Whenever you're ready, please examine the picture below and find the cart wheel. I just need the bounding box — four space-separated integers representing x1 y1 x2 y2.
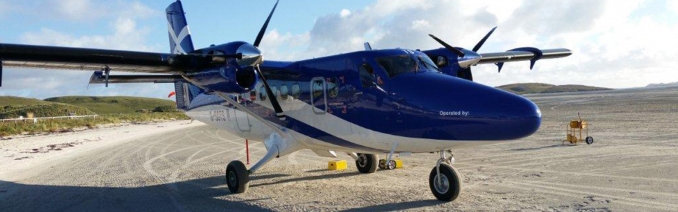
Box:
585 136 594 145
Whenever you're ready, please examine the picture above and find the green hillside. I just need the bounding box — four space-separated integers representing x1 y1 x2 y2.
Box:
0 96 95 119
0 96 51 107
45 96 178 114
540 84 612 93
0 104 95 119
497 83 611 95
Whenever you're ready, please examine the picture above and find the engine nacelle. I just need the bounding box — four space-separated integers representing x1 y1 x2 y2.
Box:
181 41 261 94
422 48 463 77
182 63 258 94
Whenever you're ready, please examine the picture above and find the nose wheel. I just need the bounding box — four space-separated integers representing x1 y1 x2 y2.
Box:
226 160 250 193
429 151 461 201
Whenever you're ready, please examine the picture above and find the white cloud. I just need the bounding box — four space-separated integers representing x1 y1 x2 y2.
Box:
54 0 94 20
671 1 678 15
340 9 351 18
2 1 170 99
20 16 155 51
257 0 677 88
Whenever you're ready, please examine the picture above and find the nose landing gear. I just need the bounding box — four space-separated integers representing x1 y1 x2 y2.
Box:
429 150 461 201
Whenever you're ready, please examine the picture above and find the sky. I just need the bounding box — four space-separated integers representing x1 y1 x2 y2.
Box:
1 0 677 99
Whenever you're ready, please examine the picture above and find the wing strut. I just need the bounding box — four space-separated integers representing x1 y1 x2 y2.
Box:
0 61 3 87
103 66 111 87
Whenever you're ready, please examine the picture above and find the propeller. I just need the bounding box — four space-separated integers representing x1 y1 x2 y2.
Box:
254 65 285 120
254 0 278 47
472 27 496 52
428 27 497 81
428 34 465 57
248 0 285 120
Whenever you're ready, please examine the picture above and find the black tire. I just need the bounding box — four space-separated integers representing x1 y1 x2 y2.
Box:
355 153 378 173
586 136 594 145
226 160 250 194
429 163 461 202
387 160 396 170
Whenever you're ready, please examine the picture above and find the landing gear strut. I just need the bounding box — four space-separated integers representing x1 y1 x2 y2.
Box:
429 150 461 201
355 153 378 173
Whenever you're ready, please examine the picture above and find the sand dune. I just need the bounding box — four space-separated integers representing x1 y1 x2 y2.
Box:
1 87 677 211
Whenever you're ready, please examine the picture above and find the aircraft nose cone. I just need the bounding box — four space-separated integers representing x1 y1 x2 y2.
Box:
389 73 541 140
494 92 542 139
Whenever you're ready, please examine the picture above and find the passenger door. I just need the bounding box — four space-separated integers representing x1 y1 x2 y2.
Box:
310 77 327 114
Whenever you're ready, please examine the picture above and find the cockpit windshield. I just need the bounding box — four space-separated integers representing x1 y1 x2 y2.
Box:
376 52 440 78
418 55 440 72
376 55 417 78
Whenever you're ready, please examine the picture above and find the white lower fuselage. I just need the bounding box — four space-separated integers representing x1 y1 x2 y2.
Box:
185 92 498 155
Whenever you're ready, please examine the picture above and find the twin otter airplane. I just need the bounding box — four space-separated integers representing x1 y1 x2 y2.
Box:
0 1 570 201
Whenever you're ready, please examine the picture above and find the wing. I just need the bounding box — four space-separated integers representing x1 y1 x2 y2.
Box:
0 43 182 73
477 48 571 72
477 48 572 64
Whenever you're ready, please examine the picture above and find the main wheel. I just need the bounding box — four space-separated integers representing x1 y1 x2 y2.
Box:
585 136 594 145
226 160 250 194
355 153 378 173
429 163 461 201
386 160 396 170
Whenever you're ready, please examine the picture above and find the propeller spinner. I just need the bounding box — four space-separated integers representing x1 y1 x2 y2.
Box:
429 27 497 81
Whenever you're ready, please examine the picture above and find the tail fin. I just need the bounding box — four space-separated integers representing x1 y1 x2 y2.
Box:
166 0 203 110
166 0 194 54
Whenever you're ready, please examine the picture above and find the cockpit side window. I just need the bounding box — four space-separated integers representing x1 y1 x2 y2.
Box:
359 63 375 88
418 55 441 72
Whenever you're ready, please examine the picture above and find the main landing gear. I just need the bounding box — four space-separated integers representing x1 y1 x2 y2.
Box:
355 153 378 173
429 150 461 201
225 130 301 194
226 160 250 193
225 144 280 194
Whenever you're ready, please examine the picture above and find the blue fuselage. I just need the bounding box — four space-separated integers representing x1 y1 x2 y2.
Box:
182 48 541 152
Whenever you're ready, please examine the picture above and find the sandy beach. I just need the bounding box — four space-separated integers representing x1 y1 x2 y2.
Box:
1 86 677 211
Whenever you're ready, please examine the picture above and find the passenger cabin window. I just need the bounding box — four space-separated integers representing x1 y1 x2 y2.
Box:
376 55 418 78
271 86 278 99
291 83 300 99
327 78 339 98
259 85 267 101
250 90 257 101
280 85 289 100
359 63 375 88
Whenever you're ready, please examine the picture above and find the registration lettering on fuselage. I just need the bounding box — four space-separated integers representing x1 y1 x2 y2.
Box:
210 109 230 122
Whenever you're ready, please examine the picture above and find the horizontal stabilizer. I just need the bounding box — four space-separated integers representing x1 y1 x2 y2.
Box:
88 71 183 84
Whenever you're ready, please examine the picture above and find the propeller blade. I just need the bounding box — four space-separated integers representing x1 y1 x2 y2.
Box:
472 26 497 52
253 0 279 47
253 65 285 120
429 34 465 57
